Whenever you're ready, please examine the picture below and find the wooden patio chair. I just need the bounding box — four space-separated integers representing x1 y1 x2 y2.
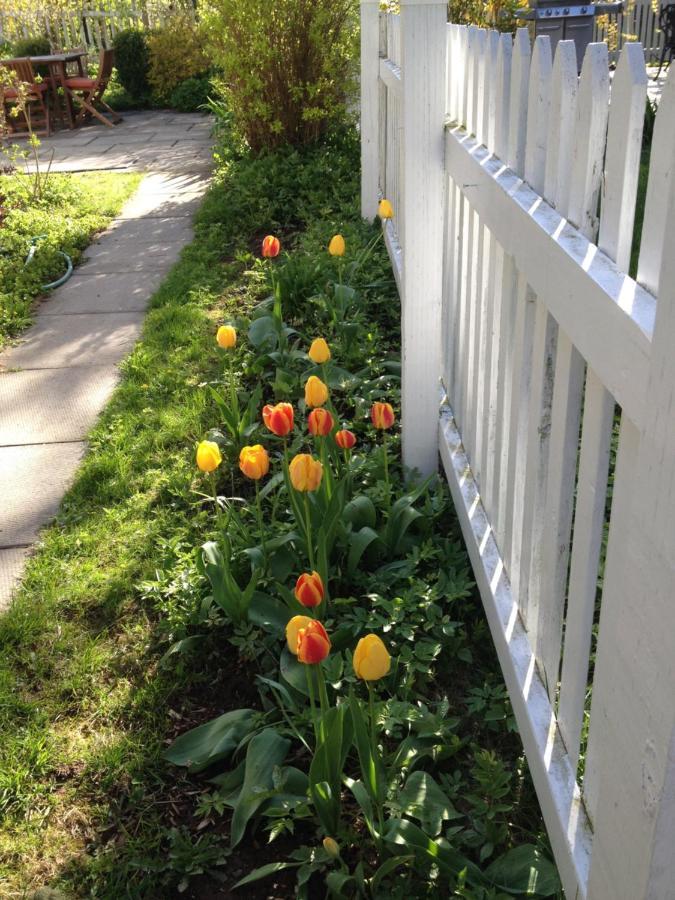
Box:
0 58 52 137
63 48 121 128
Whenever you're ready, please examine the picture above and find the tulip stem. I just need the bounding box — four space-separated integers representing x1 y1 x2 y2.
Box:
316 665 330 742
254 481 267 572
382 432 391 513
367 682 384 835
305 664 320 745
210 473 224 537
304 493 315 570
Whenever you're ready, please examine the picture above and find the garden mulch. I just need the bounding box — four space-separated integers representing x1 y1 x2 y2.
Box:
0 111 213 608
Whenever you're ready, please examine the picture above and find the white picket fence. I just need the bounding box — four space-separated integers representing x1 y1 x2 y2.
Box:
361 1 675 897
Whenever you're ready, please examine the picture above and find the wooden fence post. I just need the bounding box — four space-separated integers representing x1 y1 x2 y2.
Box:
360 0 380 221
399 0 447 477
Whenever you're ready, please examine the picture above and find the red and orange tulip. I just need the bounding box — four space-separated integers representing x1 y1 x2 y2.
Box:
308 408 334 437
295 571 325 608
262 235 281 258
335 429 356 450
263 402 294 437
297 619 331 664
371 401 395 430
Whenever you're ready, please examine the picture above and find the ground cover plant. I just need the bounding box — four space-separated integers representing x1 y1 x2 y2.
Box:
0 169 140 345
0 125 558 897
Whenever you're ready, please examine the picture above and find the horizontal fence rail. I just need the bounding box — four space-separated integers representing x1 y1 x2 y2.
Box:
361 1 675 897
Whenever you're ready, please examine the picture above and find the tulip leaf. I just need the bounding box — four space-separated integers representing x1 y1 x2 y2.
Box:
397 770 461 836
383 819 487 887
484 845 561 896
348 526 381 575
234 861 301 889
326 871 359 895
280 645 318 698
248 592 291 633
369 855 415 894
230 728 290 847
163 708 257 773
343 495 377 530
345 776 378 840
349 691 385 805
248 315 278 349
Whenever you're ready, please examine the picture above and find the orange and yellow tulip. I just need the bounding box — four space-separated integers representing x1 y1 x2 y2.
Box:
196 440 222 473
308 408 334 437
216 325 236 349
294 571 324 608
328 234 345 257
289 454 323 492
305 375 329 408
239 444 270 480
308 337 331 364
286 614 312 654
353 634 391 681
335 429 356 450
371 401 395 430
262 235 281 258
262 402 294 437
297 619 331 664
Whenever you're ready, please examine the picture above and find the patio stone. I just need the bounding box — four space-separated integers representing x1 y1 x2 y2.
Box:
0 548 30 611
38 271 165 315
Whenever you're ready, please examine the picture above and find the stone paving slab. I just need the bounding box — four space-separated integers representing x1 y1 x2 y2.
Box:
97 216 195 245
80 241 185 273
38 271 165 315
0 548 30 608
0 442 85 546
0 313 145 370
117 191 205 219
0 367 120 445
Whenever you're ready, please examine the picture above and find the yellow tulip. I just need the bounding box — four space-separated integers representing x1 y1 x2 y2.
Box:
196 440 222 473
323 837 340 858
353 634 391 681
378 199 394 220
286 614 312 654
216 325 236 349
239 444 270 480
328 234 345 257
305 375 329 408
289 453 323 492
308 338 331 365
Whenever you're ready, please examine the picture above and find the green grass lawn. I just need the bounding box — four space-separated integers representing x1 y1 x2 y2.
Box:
0 170 141 347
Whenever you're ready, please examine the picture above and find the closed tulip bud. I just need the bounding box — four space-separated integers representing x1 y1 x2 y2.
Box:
308 408 334 437
196 440 222 473
262 402 294 437
216 325 236 349
305 375 329 408
294 571 324 608
238 444 270 480
371 401 395 430
353 633 391 681
328 234 345 257
335 429 356 450
378 198 394 220
289 454 323 492
262 235 281 258
308 337 331 364
297 619 331 664
323 837 340 859
286 614 312 654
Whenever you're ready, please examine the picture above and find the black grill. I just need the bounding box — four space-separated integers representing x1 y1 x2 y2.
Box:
517 0 623 69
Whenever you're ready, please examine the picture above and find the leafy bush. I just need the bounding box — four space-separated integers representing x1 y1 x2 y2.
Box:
112 28 150 99
169 74 211 112
202 0 358 152
447 0 526 30
12 35 50 57
147 16 208 104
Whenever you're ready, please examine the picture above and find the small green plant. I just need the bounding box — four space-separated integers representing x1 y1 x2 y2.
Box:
170 75 212 112
112 28 150 99
147 16 209 104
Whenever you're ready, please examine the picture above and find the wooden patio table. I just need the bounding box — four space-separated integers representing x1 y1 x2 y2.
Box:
1 52 87 130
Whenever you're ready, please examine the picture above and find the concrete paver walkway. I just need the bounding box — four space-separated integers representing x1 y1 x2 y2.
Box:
0 111 213 608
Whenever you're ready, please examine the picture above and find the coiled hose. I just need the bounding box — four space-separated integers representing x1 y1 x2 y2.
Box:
24 235 74 290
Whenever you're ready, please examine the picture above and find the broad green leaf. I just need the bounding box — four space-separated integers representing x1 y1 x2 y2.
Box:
326 871 358 895
383 819 487 886
369 855 415 894
159 634 205 667
343 495 377 529
233 861 300 889
248 592 291 633
397 770 461 836
349 692 385 805
348 526 381 575
163 708 256 773
345 777 377 839
248 315 278 348
484 845 561 896
230 728 290 847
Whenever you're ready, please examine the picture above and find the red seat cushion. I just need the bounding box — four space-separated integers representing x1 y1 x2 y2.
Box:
65 77 96 90
2 82 48 98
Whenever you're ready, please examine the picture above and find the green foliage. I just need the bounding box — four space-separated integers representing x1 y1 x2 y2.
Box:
112 27 150 99
147 16 209 103
202 0 358 151
11 35 50 56
447 0 526 31
170 74 212 112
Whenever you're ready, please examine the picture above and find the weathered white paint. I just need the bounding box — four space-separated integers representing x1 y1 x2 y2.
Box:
360 0 381 220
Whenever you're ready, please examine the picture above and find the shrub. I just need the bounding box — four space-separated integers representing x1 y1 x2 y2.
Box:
169 75 211 112
12 35 50 57
147 16 208 104
202 0 358 152
112 28 150 99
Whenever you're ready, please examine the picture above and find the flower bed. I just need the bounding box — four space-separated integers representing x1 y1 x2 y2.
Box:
163 196 561 894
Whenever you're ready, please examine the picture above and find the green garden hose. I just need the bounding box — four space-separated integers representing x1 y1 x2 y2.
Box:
24 235 74 291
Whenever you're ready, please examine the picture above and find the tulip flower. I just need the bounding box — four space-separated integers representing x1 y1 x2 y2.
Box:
323 837 340 859
353 634 391 681
308 337 331 364
262 402 294 437
261 234 281 258
305 375 329 408
289 454 323 492
328 234 345 257
334 429 356 450
295 571 324 608
286 614 313 654
378 198 394 220
216 325 236 349
371 402 395 430
239 445 270 480
297 619 331 664
196 440 222 473
308 408 334 437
